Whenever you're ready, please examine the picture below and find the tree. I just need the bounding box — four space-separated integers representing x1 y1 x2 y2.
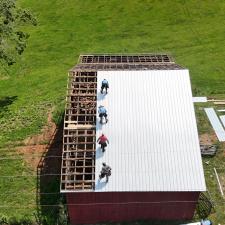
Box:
0 0 37 66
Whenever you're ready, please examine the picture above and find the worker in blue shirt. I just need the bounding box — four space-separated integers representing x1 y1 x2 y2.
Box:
101 79 109 94
98 105 108 124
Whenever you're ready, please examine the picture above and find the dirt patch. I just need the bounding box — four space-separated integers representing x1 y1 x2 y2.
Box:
17 145 47 170
199 133 218 145
24 112 56 146
17 111 58 170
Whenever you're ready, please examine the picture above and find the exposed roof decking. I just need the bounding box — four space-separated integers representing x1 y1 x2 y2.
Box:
70 54 183 72
95 70 206 192
71 63 183 72
61 71 97 192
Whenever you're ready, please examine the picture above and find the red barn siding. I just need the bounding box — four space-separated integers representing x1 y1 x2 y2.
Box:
67 192 200 225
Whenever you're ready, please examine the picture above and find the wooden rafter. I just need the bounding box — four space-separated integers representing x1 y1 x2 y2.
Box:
61 71 97 191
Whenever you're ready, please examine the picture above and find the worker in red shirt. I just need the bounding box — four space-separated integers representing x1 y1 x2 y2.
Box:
97 133 109 152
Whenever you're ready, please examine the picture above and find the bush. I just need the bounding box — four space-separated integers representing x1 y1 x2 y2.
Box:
0 216 34 225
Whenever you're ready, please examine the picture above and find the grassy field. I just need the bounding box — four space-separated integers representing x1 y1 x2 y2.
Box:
0 0 225 224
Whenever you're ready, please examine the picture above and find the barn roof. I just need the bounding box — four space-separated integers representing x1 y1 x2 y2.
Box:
60 54 206 193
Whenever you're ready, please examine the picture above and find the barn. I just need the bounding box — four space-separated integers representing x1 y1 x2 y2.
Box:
60 54 206 225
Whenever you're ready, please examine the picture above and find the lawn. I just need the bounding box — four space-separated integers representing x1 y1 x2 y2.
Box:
0 0 225 224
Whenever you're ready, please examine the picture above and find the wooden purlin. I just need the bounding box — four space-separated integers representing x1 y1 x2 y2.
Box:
71 63 183 72
61 71 97 191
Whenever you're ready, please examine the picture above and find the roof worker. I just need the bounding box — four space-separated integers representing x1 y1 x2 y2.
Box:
99 162 111 182
97 133 109 153
201 219 212 225
98 105 108 124
101 79 109 94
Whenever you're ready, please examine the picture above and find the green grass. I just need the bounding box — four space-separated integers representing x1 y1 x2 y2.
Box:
0 0 225 224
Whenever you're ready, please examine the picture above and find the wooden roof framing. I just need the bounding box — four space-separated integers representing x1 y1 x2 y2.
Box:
78 54 173 64
70 54 183 72
61 71 97 191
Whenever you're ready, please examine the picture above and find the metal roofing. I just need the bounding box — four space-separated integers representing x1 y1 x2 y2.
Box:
220 115 225 128
192 97 207 103
204 108 225 141
95 70 206 192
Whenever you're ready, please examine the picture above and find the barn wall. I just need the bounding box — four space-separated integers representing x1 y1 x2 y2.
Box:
67 192 200 225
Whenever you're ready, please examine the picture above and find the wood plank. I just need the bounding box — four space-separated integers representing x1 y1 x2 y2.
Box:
214 168 224 197
214 102 225 105
65 124 95 129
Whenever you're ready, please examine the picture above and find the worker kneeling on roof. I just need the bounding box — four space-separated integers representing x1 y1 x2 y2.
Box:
99 163 111 183
98 105 108 124
101 79 109 94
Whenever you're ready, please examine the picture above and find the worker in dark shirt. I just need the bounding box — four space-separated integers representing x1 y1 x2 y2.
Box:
97 134 109 152
101 79 109 94
99 162 111 182
98 105 108 124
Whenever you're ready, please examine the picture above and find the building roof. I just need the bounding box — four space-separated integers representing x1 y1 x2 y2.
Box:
95 70 206 192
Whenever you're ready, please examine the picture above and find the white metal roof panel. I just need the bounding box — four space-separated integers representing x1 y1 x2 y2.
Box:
192 97 207 103
220 115 225 128
204 108 225 141
95 70 206 192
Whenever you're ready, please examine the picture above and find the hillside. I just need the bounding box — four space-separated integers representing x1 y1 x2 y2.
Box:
0 0 225 224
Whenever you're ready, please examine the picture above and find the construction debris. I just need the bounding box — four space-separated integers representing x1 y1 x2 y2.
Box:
200 145 217 156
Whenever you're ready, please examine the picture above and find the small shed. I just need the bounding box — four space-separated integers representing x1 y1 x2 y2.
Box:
61 54 206 225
